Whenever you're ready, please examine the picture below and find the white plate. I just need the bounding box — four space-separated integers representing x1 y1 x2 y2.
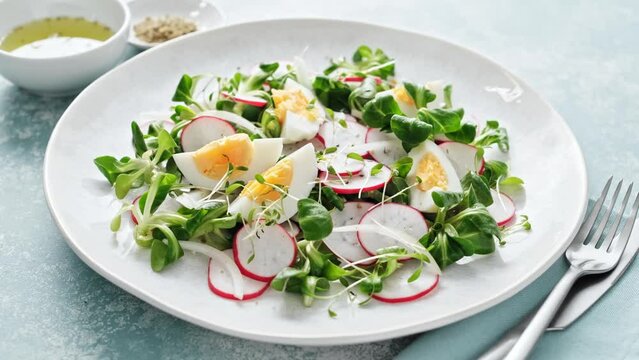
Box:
43 19 587 345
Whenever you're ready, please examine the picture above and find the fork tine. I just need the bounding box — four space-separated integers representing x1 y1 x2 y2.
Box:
608 190 639 255
588 180 623 246
599 183 632 249
572 176 613 245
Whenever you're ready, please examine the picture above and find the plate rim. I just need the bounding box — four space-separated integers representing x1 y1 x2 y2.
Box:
43 18 589 345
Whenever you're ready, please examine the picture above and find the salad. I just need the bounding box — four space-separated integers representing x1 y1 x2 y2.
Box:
94 45 530 313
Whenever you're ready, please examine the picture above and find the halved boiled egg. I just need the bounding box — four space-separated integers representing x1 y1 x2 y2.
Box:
272 79 326 144
173 133 283 189
228 143 317 223
406 140 462 212
378 85 417 117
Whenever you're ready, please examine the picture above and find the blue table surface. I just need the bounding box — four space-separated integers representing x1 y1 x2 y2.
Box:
1 1 638 359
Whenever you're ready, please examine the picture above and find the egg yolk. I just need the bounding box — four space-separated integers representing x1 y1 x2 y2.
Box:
393 86 415 106
193 133 253 180
240 159 293 203
272 89 318 123
416 153 448 192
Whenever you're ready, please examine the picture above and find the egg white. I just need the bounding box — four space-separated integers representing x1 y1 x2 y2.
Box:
377 88 417 118
229 143 317 223
173 137 283 189
406 140 462 212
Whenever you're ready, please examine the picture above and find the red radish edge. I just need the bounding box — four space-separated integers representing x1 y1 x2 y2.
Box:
356 203 429 257
489 191 516 226
179 116 236 149
130 195 141 225
221 92 268 107
437 140 486 175
207 259 270 301
317 157 365 176
341 76 382 85
232 223 298 282
372 274 439 303
318 165 392 195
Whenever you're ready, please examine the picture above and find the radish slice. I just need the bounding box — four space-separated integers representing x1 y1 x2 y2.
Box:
372 260 439 303
487 190 516 226
180 116 236 152
317 120 368 156
221 92 268 108
282 136 325 156
282 221 300 238
181 241 244 300
365 128 407 166
208 250 270 301
199 110 264 136
340 76 382 85
233 222 297 281
317 153 365 176
358 203 428 257
324 202 376 265
438 141 485 176
319 160 392 195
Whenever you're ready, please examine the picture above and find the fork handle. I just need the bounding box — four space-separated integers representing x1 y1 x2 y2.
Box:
504 266 582 360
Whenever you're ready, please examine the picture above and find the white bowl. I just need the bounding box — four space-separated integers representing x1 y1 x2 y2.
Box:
127 0 224 50
0 0 130 96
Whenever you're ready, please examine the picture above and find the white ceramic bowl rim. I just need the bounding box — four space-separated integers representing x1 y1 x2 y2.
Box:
0 0 130 61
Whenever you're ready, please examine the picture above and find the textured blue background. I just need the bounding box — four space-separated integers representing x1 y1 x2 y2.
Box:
1 1 638 358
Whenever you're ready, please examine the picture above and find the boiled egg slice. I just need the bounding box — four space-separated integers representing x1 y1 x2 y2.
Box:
229 143 317 223
377 85 417 117
273 79 326 144
406 140 462 212
173 133 283 189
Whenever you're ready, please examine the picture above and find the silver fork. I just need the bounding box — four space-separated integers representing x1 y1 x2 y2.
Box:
504 177 639 360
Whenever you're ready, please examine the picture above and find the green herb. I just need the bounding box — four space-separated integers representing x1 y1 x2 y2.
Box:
362 94 403 129
443 84 453 108
260 109 281 138
170 104 197 123
390 114 433 149
296 198 333 240
446 123 477 144
348 77 377 111
131 121 148 157
392 156 413 178
172 74 204 111
473 120 509 151
312 76 352 111
319 186 345 211
403 82 436 109
417 107 464 134
461 171 493 207
351 45 395 79
347 152 364 162
370 163 384 176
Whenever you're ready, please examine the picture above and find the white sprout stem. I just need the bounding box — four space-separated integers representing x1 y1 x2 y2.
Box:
240 200 284 242
362 60 396 74
312 277 369 301
358 170 372 198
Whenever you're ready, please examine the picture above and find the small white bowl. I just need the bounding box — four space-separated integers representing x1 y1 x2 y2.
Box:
0 0 130 96
127 0 224 50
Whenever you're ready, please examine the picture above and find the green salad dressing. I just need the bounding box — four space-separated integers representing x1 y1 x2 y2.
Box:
0 16 113 52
